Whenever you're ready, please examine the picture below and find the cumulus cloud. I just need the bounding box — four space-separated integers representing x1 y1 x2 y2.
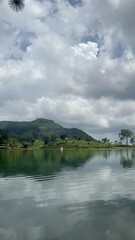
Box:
71 41 98 59
0 0 135 140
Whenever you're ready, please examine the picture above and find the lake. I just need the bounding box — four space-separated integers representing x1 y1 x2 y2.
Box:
0 149 135 240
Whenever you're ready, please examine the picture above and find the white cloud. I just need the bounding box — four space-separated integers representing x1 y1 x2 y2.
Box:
1 0 135 139
71 41 98 60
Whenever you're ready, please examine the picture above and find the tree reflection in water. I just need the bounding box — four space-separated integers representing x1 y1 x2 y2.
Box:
120 150 135 168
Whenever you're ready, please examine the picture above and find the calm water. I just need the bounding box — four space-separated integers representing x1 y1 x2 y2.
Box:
0 149 135 240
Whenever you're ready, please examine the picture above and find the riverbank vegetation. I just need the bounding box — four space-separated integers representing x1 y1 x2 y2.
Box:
0 119 135 149
0 129 135 150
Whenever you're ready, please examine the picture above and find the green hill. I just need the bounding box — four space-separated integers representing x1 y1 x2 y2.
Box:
0 118 95 142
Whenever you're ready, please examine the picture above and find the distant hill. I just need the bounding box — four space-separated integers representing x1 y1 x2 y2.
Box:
0 118 95 142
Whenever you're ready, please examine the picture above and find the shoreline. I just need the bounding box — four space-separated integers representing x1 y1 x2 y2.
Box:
0 145 135 151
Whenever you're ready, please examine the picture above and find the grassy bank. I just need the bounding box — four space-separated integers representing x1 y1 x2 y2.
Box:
1 140 134 150
45 140 133 149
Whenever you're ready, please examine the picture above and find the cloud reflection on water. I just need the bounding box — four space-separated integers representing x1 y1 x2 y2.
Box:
0 149 135 239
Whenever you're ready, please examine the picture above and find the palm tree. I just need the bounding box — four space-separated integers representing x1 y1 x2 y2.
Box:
0 0 25 12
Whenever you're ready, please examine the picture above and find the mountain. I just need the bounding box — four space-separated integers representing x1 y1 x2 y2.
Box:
0 118 95 142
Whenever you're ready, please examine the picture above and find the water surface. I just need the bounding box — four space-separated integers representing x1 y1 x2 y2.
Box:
0 149 135 240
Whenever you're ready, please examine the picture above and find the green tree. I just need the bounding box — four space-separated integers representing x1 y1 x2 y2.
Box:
0 128 8 145
130 135 135 146
22 141 30 149
43 136 50 144
101 137 110 144
8 136 21 148
60 134 67 141
118 129 134 145
51 134 57 142
34 139 44 148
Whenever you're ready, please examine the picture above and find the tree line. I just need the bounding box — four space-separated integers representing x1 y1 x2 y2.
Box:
0 127 135 148
0 128 87 149
100 129 135 146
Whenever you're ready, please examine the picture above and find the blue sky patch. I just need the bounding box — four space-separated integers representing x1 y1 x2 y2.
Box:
112 42 125 59
67 0 83 7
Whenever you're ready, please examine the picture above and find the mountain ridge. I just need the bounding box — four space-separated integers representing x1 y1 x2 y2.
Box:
0 118 95 142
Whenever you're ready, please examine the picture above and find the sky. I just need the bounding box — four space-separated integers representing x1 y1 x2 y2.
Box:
0 0 135 141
